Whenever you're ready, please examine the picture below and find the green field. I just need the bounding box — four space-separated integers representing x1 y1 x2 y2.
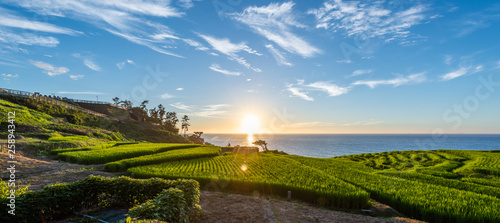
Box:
104 146 222 171
14 132 500 223
57 143 198 164
114 148 499 223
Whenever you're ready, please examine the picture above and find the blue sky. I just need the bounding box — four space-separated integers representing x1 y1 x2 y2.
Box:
1 0 499 134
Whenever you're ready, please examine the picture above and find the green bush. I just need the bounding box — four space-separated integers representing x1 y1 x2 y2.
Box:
129 188 190 223
0 176 201 223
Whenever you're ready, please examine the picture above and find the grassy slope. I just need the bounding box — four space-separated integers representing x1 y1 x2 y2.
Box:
0 96 190 154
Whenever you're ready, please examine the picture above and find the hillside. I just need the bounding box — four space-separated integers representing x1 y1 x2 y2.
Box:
0 94 190 155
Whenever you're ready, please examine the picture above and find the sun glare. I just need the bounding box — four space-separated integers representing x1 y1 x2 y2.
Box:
241 114 260 135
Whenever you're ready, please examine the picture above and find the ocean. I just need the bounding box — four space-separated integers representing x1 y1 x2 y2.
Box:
203 134 500 158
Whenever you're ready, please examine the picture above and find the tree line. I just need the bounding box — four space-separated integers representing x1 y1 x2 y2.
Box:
112 97 190 136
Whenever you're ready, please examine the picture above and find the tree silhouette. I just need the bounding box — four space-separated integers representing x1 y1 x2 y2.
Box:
122 100 133 109
112 97 120 106
157 104 166 125
181 115 190 136
140 100 149 111
253 140 268 152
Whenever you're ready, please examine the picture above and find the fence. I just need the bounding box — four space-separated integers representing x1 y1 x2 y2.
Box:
0 87 119 121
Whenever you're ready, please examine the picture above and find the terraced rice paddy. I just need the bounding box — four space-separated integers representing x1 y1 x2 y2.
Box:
58 142 500 223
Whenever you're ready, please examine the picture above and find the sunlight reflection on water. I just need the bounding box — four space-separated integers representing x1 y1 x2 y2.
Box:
246 134 254 146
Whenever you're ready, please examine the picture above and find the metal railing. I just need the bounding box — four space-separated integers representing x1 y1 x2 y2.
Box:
0 87 119 121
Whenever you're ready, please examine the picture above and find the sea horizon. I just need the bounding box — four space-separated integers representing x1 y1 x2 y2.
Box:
203 133 500 158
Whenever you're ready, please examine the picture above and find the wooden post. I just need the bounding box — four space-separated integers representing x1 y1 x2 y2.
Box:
288 191 291 201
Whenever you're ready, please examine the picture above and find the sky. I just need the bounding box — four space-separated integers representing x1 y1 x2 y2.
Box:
1 0 500 134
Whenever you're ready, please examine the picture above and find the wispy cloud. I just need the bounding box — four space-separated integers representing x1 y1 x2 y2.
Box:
265 44 292 66
73 53 101 71
199 34 261 72
0 30 59 47
309 0 432 44
286 79 349 101
2 73 18 80
444 55 454 65
209 64 241 76
170 102 231 117
30 60 69 76
116 59 134 70
176 87 184 91
6 0 186 57
183 38 209 51
286 85 314 101
160 93 174 99
83 59 101 71
58 91 103 95
336 59 353 64
452 5 500 37
441 67 470 81
69 74 84 80
0 7 79 35
283 120 382 128
177 0 195 9
307 81 350 97
347 69 373 78
170 102 192 110
341 120 383 126
352 72 427 88
230 2 321 57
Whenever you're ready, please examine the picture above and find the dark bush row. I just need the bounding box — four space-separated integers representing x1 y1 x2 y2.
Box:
0 176 200 223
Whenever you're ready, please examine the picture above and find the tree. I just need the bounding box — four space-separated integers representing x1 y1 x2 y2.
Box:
165 112 178 126
157 104 166 125
140 100 149 111
121 100 133 109
253 140 268 152
149 107 159 122
181 115 190 136
188 131 204 144
112 97 120 105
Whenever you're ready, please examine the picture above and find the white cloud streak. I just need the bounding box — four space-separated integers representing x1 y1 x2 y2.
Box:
348 69 373 78
160 93 174 99
6 0 185 57
441 67 470 81
183 38 209 51
30 60 69 76
0 30 59 47
286 85 314 101
116 59 135 70
230 2 320 57
287 79 349 101
307 81 350 97
199 34 262 72
309 0 431 44
352 72 427 88
170 102 231 117
69 74 84 80
0 8 79 35
209 64 241 76
83 59 101 71
265 44 292 66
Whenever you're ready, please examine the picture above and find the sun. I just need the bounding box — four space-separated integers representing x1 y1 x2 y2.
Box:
241 114 260 135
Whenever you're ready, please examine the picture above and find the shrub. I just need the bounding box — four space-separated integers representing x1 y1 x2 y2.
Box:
129 188 189 223
0 176 201 223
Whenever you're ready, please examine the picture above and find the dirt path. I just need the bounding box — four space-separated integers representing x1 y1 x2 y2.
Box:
0 152 116 190
196 191 424 223
0 152 424 223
